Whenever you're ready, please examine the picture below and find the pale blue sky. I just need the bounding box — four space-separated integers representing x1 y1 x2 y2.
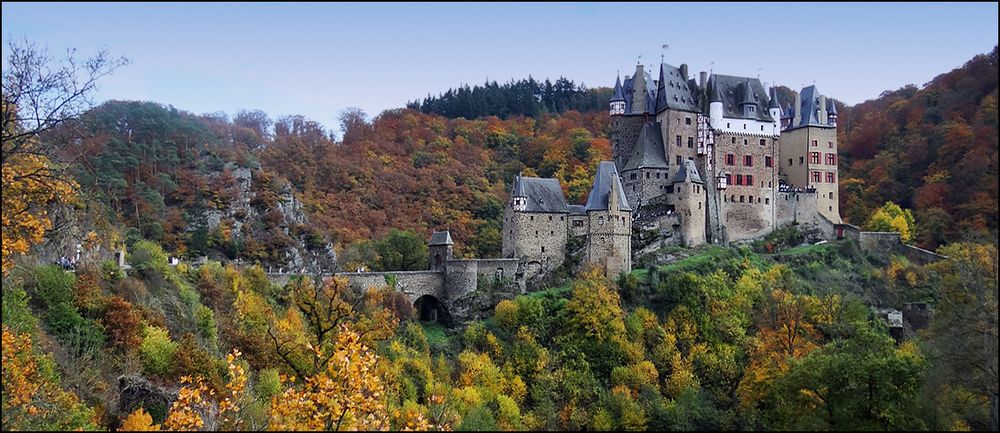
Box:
3 2 997 133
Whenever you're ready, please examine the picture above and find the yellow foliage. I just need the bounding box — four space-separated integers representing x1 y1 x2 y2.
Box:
121 407 161 431
1 142 78 275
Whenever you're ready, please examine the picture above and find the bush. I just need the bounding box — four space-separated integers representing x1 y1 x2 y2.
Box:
2 284 39 334
102 296 142 352
101 259 124 283
254 368 281 400
399 322 429 354
140 326 177 377
194 304 218 347
128 240 169 277
172 333 224 392
29 265 76 309
44 303 106 357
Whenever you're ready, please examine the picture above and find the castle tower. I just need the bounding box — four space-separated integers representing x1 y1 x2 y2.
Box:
502 174 570 274
779 85 841 223
584 161 633 276
610 75 626 116
428 230 454 271
672 160 707 247
621 122 670 209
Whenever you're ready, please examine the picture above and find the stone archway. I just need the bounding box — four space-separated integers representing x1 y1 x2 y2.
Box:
413 295 452 326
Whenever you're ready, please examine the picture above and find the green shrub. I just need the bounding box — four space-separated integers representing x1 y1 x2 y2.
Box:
2 284 38 334
101 259 124 283
458 405 498 431
399 322 429 354
254 368 281 400
128 240 169 277
29 265 76 309
140 326 178 377
194 304 217 346
44 303 106 357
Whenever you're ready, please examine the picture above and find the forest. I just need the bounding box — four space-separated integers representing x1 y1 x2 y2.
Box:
2 39 997 432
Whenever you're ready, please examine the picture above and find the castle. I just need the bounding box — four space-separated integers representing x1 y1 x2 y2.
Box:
500 60 843 277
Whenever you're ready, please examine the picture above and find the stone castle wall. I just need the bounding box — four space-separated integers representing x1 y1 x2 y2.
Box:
502 209 568 271
658 108 701 176
622 168 670 210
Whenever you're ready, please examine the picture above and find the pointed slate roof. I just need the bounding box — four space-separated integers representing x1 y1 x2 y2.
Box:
788 85 835 129
622 122 668 171
740 78 757 106
611 75 625 102
654 63 700 113
510 175 570 213
827 98 838 115
672 159 704 184
707 74 775 122
585 161 632 212
429 231 454 246
768 87 781 109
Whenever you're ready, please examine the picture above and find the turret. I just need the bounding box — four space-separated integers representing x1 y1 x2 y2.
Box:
610 75 626 116
709 78 723 128
827 98 838 127
739 78 758 118
428 231 454 271
512 174 527 211
768 87 782 132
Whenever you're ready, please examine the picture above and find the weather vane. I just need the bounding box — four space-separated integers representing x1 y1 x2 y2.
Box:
661 44 668 62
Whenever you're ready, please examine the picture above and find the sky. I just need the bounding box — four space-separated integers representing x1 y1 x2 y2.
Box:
3 2 997 134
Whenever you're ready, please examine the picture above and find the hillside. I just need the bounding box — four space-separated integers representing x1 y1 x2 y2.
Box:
837 46 998 249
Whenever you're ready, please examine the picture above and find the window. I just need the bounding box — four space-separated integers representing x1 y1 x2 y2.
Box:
826 153 836 165
573 219 584 227
685 117 692 125
535 230 538 236
725 174 732 186
687 137 694 148
765 156 773 167
740 195 745 203
799 156 805 165
736 174 743 185
760 138 766 146
656 172 661 178
746 174 753 186
828 141 833 148
550 230 554 235
811 152 820 164
529 215 533 221
676 135 682 147
645 172 650 179
829 192 834 199
676 155 682 165
744 155 753 167
744 139 748 146
812 140 818 147
788 158 793 166
726 154 735 165
826 172 835 183
548 215 552 221
727 122 730 128
732 137 736 144
541 246 545 253
561 216 564 221
765 197 770 204
630 173 637 180
749 195 754 203
760 125 764 131
812 171 821 183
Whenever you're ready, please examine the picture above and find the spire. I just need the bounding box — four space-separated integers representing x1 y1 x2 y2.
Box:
768 86 781 109
611 75 625 102
827 98 838 115
710 80 723 103
655 63 668 113
740 78 757 106
513 173 525 197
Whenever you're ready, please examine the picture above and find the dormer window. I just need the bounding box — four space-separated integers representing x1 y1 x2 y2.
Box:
513 196 527 211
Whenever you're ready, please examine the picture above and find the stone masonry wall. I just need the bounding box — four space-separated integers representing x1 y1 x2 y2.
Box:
502 209 568 272
658 108 701 176
611 115 646 168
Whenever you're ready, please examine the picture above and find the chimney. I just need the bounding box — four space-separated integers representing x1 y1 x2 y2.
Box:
680 64 689 81
793 91 802 126
699 71 708 110
818 95 828 124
